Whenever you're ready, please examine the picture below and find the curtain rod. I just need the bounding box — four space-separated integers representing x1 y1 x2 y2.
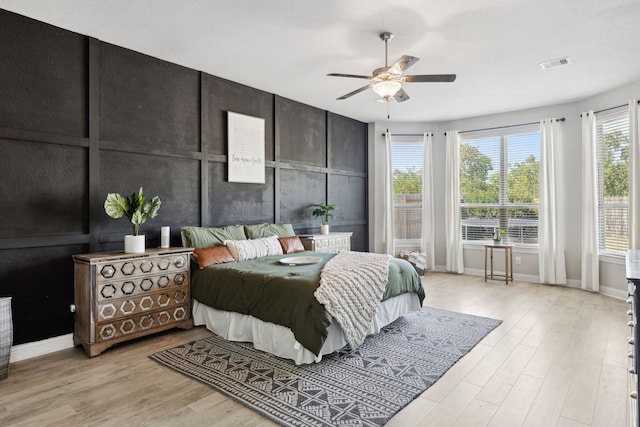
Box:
444 117 565 136
381 132 433 137
580 99 640 117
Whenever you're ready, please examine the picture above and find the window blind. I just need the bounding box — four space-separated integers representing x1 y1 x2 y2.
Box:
391 136 424 241
596 106 629 253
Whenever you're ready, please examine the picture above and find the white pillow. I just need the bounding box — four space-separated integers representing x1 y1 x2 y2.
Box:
224 235 283 261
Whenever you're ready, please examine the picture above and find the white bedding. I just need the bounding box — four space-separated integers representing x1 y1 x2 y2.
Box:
192 292 421 364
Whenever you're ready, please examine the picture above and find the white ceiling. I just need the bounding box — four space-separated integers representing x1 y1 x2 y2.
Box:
2 0 640 123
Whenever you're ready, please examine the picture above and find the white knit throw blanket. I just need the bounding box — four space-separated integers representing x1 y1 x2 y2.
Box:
314 251 392 349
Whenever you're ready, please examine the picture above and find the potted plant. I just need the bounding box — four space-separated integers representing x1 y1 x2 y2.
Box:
312 202 337 235
492 228 505 244
104 187 161 253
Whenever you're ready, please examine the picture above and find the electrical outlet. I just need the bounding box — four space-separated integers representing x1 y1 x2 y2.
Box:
515 256 521 265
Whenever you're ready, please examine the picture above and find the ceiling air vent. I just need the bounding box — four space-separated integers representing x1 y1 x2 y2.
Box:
540 57 572 70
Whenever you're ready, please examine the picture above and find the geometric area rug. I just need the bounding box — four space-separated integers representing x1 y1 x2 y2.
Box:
150 307 502 427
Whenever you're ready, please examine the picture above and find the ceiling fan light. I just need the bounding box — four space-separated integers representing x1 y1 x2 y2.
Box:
373 80 401 98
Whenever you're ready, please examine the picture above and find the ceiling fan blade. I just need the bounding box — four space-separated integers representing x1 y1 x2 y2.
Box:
327 73 372 79
393 87 410 103
336 84 373 100
404 74 457 83
388 55 420 75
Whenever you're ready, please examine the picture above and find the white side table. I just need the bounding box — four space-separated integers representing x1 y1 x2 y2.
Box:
298 232 352 253
484 243 513 285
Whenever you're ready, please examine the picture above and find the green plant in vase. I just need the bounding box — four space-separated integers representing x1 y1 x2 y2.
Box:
312 202 337 235
104 187 161 253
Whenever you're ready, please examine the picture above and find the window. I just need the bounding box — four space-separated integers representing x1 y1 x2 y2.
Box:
596 106 629 254
459 124 541 244
391 137 424 242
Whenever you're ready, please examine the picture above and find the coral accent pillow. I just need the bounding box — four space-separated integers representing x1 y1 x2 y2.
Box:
279 236 305 254
224 235 283 262
192 245 235 269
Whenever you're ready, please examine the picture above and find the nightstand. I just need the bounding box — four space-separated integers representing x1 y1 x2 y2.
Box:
72 247 194 357
298 232 352 253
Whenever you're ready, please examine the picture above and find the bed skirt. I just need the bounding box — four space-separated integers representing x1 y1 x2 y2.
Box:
192 292 421 365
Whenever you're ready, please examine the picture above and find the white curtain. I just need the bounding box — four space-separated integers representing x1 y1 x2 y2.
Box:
538 119 567 284
445 131 463 273
581 111 599 291
630 99 640 249
421 133 435 271
383 132 395 255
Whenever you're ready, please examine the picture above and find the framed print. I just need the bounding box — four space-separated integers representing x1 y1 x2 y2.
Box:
227 111 265 184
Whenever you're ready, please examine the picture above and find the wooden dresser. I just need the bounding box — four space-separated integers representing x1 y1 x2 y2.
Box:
72 247 193 357
298 232 352 253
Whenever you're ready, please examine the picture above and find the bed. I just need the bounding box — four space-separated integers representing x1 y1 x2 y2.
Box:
182 224 425 364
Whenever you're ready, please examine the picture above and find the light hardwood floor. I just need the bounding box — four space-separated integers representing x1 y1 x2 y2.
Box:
0 272 630 427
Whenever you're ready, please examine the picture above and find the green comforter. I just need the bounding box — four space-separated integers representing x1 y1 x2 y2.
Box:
191 251 425 355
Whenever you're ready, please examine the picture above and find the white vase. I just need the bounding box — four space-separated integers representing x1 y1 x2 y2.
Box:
160 226 170 249
320 224 330 235
124 235 145 253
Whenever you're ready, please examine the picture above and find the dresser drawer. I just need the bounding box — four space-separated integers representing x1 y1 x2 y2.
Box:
96 271 187 302
96 287 189 322
95 304 189 343
94 253 188 282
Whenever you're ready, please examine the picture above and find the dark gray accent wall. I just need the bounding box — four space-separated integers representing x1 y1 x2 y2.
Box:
277 98 327 167
0 9 368 346
0 11 88 137
99 43 201 151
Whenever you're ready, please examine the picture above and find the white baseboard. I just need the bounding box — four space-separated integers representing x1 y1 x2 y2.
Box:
463 267 540 283
430 267 626 301
10 333 74 363
599 285 628 300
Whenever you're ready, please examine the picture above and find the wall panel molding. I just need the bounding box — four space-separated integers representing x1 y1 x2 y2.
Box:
99 139 202 160
0 127 89 147
89 37 101 251
0 234 91 250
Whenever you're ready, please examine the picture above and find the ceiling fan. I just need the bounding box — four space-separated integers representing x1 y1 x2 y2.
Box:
328 32 456 103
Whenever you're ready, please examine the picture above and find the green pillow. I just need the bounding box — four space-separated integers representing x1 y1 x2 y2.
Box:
181 225 247 249
244 223 295 239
